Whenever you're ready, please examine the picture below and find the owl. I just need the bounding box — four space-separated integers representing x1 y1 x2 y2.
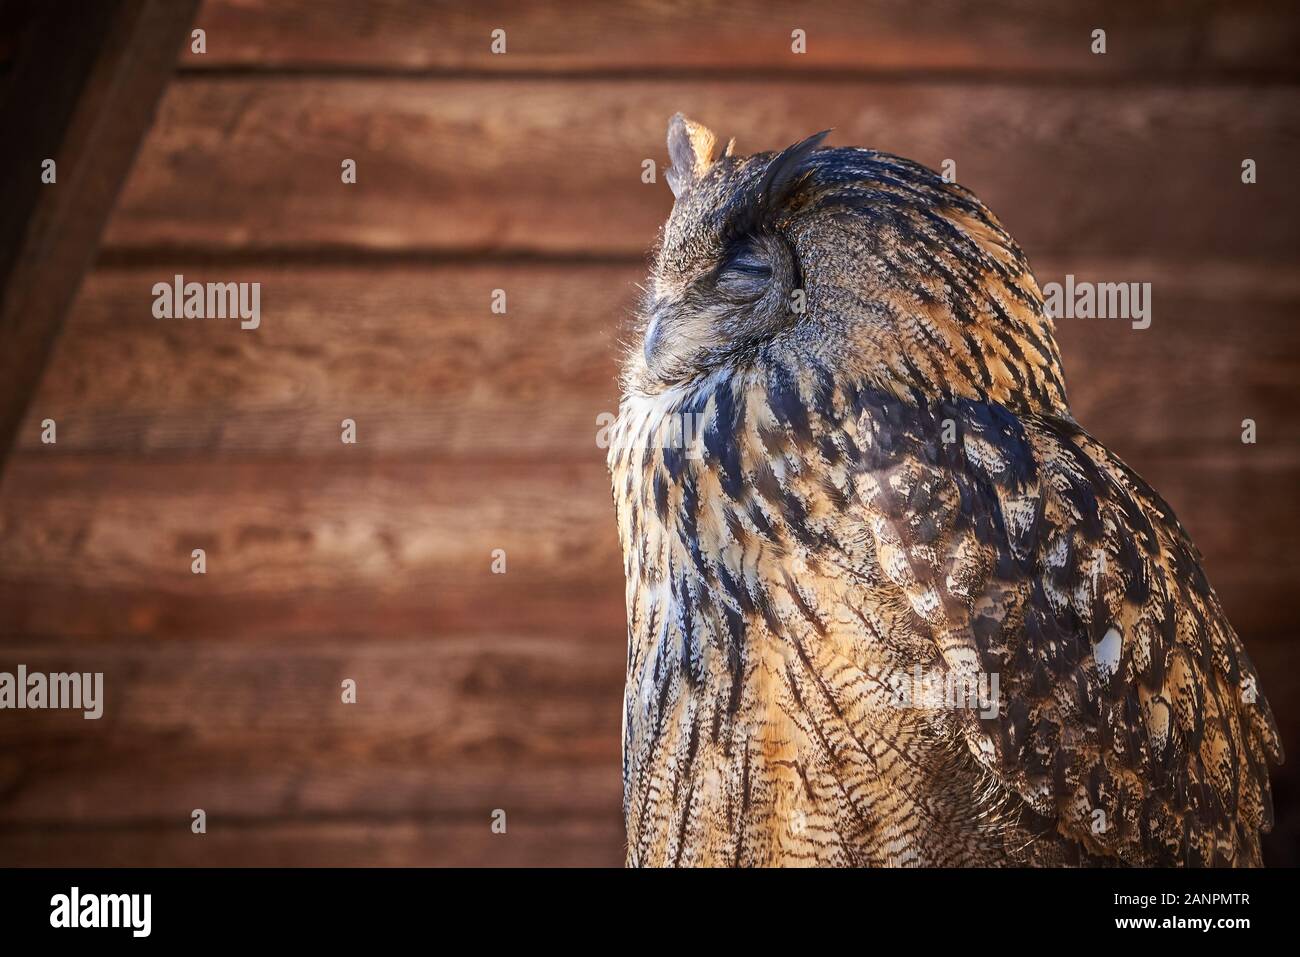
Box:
606 114 1282 867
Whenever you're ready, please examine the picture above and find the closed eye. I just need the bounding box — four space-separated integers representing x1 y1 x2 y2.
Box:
713 245 775 302
719 247 773 281
725 259 771 277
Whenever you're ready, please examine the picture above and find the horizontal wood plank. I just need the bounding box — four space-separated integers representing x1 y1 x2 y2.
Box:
182 0 1300 77
21 263 627 457
0 637 621 824
0 818 624 866
0 637 621 752
102 79 1300 259
0 458 625 640
0 756 620 825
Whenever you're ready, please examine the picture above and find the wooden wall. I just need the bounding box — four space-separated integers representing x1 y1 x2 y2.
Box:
1 0 1297 865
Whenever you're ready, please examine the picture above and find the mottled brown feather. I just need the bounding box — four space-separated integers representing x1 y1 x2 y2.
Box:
609 117 1280 867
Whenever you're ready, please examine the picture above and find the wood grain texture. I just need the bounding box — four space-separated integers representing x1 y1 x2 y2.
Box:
102 78 1300 259
0 820 624 867
0 638 621 821
20 263 628 457
181 0 1300 77
0 458 624 641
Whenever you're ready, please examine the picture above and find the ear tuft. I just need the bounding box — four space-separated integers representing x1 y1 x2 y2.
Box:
757 129 832 212
725 129 832 238
666 113 724 200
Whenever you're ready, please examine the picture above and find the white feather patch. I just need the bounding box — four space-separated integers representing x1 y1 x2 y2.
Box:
1095 626 1123 680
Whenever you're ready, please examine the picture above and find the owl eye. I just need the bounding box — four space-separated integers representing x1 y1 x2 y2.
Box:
722 253 772 278
716 250 773 299
726 258 772 277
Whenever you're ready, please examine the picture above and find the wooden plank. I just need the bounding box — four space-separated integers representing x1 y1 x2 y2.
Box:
0 818 624 866
0 637 622 823
0 454 1293 640
101 79 1300 259
19 263 627 457
182 0 1300 77
0 636 621 752
1168 452 1300 640
0 0 199 468
0 635 625 866
0 459 619 598
0 458 625 641
0 756 621 825
1051 258 1300 463
0 578 623 646
18 259 1300 458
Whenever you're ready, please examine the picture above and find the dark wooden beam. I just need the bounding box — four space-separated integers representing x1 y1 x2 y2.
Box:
0 0 199 470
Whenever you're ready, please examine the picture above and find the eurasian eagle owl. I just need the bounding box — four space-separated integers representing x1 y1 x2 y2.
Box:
606 114 1281 867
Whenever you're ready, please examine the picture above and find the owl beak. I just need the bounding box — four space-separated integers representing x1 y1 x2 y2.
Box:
643 315 664 369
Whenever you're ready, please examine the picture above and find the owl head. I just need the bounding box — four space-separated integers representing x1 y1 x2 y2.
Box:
629 114 1068 415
